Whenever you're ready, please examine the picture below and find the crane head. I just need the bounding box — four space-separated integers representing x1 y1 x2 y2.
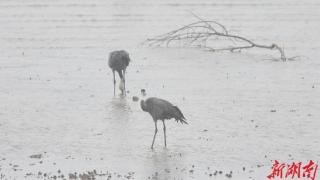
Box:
141 89 146 96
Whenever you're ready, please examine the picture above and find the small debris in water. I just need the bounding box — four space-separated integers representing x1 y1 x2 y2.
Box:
132 96 139 102
270 109 276 112
30 154 42 159
225 171 232 178
69 173 77 179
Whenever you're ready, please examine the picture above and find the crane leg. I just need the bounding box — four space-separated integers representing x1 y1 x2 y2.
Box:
151 121 158 149
123 69 126 96
162 120 167 147
112 70 116 96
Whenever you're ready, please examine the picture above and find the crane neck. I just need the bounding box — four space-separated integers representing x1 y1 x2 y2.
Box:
140 100 147 112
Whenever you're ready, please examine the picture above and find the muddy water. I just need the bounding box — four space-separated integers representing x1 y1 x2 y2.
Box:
0 0 320 179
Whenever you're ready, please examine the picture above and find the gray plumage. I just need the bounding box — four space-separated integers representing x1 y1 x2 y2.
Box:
108 50 130 95
140 97 187 149
141 97 187 124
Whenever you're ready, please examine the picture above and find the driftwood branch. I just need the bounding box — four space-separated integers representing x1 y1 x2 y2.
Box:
142 16 293 61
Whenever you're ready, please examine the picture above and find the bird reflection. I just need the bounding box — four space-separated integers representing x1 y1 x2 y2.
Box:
108 97 131 123
103 97 135 156
146 149 186 180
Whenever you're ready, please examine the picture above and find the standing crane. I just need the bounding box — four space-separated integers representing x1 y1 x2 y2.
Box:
140 96 188 149
108 50 130 96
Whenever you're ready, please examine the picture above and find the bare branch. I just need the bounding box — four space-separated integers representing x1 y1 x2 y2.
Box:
188 11 228 35
142 17 291 61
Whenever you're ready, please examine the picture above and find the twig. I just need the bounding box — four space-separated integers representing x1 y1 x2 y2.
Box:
142 17 291 61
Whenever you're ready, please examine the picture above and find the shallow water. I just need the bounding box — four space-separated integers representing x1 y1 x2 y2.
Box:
0 0 320 179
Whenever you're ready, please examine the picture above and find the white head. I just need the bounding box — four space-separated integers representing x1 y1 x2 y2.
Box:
141 88 146 96
139 89 147 111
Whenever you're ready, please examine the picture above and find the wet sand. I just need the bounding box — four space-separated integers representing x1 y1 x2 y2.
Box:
0 0 320 179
